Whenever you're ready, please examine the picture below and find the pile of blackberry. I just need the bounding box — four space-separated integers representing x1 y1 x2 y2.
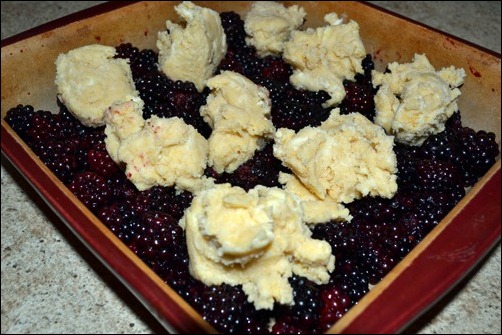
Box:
4 11 500 334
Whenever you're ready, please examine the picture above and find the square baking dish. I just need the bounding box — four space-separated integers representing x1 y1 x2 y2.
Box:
1 1 500 333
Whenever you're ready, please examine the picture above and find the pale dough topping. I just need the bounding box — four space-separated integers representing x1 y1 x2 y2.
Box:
244 1 306 57
180 183 334 310
112 116 209 191
200 71 275 173
273 109 397 204
278 172 352 224
283 13 367 107
55 44 138 127
104 97 145 163
157 1 227 92
372 53 466 146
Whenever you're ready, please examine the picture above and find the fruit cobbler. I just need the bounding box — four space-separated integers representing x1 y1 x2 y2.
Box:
4 1 500 333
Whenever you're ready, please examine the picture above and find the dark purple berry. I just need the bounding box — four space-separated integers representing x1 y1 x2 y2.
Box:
87 143 120 178
220 12 247 49
4 104 36 140
414 159 463 191
209 143 283 191
339 74 375 120
68 172 111 211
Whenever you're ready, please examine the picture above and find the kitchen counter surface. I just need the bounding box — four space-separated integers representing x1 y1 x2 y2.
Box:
1 1 500 333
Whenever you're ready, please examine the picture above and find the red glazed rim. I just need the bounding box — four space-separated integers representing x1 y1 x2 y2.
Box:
1 1 501 334
331 161 501 333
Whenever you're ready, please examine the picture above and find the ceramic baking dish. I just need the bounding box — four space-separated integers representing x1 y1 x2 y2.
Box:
1 1 500 333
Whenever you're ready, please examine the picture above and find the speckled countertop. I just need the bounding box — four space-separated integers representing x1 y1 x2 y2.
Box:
1 1 501 334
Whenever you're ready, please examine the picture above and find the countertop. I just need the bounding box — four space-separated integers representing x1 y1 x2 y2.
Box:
1 1 501 334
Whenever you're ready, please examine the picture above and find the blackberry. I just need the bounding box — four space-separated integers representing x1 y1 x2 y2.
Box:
87 143 120 178
394 143 421 190
114 43 139 61
361 54 375 78
209 143 283 191
260 56 292 82
395 212 424 249
25 110 66 142
106 173 138 201
420 132 460 164
218 49 246 75
135 73 172 105
282 87 330 107
132 186 193 221
239 314 272 334
142 81 212 138
421 112 499 187
167 82 211 136
147 99 211 136
416 187 465 224
156 261 193 294
220 12 247 49
272 100 329 131
44 154 79 183
130 48 158 80
272 101 311 131
45 152 80 183
453 127 499 186
348 196 399 224
329 258 369 303
169 190 194 220
414 159 462 191
97 202 141 244
57 104 87 138
311 220 361 261
252 77 289 106
379 220 415 257
296 89 330 107
234 46 264 78
360 241 398 284
271 320 307 334
339 74 376 120
318 285 352 331
273 276 321 333
30 139 81 182
218 11 264 78
129 211 181 268
78 126 106 151
445 110 463 134
68 172 111 212
4 104 36 140
142 102 172 120
199 284 254 334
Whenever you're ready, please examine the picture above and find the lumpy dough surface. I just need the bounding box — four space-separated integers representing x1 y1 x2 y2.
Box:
200 71 275 174
244 1 306 57
283 13 367 107
180 184 334 310
104 97 145 163
113 116 209 191
372 53 466 146
55 44 138 127
273 109 398 204
157 1 227 92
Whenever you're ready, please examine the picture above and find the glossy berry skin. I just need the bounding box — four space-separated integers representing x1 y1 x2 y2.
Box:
319 285 352 331
5 105 36 141
339 75 376 121
207 143 284 191
68 172 111 211
87 143 120 178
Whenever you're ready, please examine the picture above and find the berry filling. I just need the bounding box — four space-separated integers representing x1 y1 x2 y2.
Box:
4 10 500 335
